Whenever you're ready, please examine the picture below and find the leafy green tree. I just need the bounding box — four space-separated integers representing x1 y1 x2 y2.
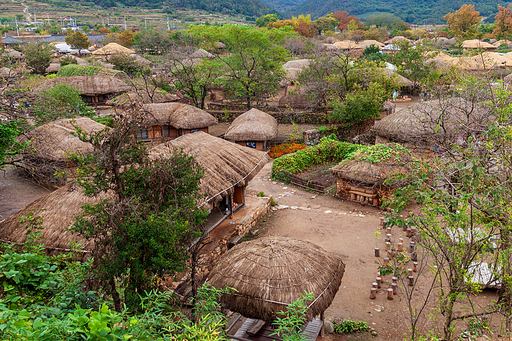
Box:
255 13 278 27
389 40 435 88
190 25 288 109
365 13 410 31
65 31 90 55
23 42 53 74
165 48 220 109
73 112 208 311
329 83 386 124
0 120 25 168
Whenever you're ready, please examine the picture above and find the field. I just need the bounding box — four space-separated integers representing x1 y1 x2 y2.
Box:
0 0 253 31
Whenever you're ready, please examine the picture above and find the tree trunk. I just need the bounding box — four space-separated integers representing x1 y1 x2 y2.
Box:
442 292 457 340
110 278 121 312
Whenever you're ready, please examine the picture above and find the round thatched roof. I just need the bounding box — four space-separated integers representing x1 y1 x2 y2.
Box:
190 48 215 59
148 132 270 203
358 39 385 48
384 36 410 44
330 144 414 185
91 43 135 55
19 117 105 161
224 108 278 141
208 236 345 324
462 40 497 49
32 75 130 96
142 102 217 129
6 49 23 59
372 98 491 143
382 68 413 87
0 67 19 78
46 55 90 73
107 90 180 107
333 40 361 50
0 183 105 253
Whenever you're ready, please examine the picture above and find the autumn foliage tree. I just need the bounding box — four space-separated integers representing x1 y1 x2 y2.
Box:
493 5 512 39
333 11 362 31
444 4 481 39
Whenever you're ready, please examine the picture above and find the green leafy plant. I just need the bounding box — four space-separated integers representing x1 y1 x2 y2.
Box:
272 292 314 341
333 319 370 334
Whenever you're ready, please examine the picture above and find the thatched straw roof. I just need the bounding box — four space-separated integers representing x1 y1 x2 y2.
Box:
5 49 23 59
190 48 215 59
384 36 410 44
455 52 509 70
462 40 497 49
130 54 152 65
0 183 104 252
333 40 361 50
107 90 180 107
91 43 135 55
207 236 345 324
148 132 270 202
20 117 105 161
494 39 512 47
0 67 19 78
224 108 278 141
372 97 491 143
33 75 131 96
215 42 226 49
282 59 311 82
330 144 414 185
46 55 90 73
278 94 315 108
142 102 217 129
358 39 385 48
382 68 413 87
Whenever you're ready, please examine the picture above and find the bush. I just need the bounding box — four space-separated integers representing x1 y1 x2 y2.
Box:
271 136 364 182
268 141 306 158
59 55 78 67
333 319 370 334
23 42 53 74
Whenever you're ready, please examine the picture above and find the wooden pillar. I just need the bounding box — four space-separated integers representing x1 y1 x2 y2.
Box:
229 193 234 219
242 186 246 205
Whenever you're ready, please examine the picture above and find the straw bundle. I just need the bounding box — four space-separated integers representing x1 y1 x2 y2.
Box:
372 97 491 143
208 236 344 324
0 183 106 252
462 40 497 49
148 132 270 202
142 102 217 129
333 40 361 50
224 108 278 141
33 75 131 96
330 144 414 185
91 43 135 55
20 117 105 161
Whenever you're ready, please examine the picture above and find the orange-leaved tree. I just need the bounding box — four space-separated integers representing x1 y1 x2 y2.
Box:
493 4 512 39
444 4 481 39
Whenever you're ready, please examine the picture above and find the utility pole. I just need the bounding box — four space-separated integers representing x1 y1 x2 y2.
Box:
47 13 50 25
167 17 169 30
15 17 19 36
124 16 126 30
145 17 146 29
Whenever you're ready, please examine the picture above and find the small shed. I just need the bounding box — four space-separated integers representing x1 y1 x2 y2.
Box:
17 117 105 186
208 236 344 338
140 103 217 142
330 144 414 206
33 75 131 105
224 108 278 150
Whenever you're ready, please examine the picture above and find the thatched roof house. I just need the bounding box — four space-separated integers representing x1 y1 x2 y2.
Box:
383 68 413 87
18 117 105 186
91 43 135 55
5 48 23 59
208 236 344 324
33 75 131 105
462 40 497 50
384 36 410 44
0 183 107 253
46 55 90 73
107 90 181 108
372 97 491 149
224 108 277 150
330 144 414 205
282 59 311 82
149 132 270 204
358 39 385 48
278 94 316 109
190 48 215 59
0 67 19 79
140 103 217 142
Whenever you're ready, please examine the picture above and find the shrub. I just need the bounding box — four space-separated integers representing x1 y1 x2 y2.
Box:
23 42 53 74
333 319 370 334
271 137 364 182
268 141 306 158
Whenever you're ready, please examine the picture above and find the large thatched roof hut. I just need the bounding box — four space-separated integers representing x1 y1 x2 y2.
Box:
224 108 277 150
91 43 135 55
330 144 415 206
18 117 105 186
208 236 344 324
140 103 217 142
372 97 491 152
0 183 104 253
33 75 131 105
149 131 269 205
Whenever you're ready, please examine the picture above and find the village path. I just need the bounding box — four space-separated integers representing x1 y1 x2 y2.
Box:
246 162 418 340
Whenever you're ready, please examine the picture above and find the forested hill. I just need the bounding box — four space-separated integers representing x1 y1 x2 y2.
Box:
289 0 507 24
258 0 306 13
89 0 275 17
